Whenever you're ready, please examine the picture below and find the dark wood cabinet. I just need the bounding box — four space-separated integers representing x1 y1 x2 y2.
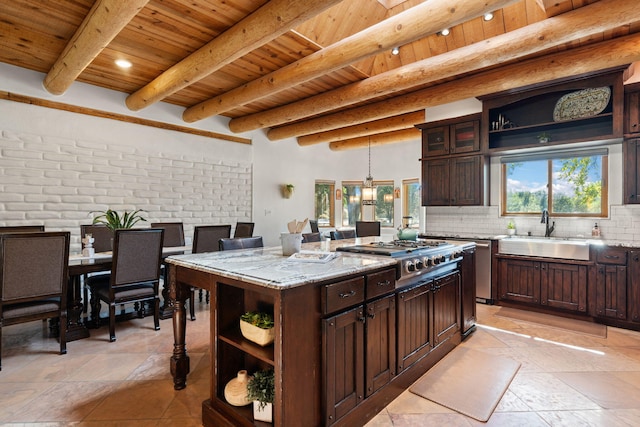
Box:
417 114 481 158
591 246 628 320
624 138 640 204
481 69 624 152
498 258 541 304
432 272 461 346
421 155 484 206
540 262 587 313
397 280 432 373
629 250 640 323
460 247 477 337
323 270 396 426
624 82 640 137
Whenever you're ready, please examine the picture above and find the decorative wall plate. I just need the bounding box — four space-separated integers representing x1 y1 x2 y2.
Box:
553 86 611 122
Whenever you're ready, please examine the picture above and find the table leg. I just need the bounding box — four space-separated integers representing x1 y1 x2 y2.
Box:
169 265 190 390
66 275 90 341
159 262 174 320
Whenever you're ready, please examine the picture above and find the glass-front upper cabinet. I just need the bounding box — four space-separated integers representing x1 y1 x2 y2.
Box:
417 114 481 158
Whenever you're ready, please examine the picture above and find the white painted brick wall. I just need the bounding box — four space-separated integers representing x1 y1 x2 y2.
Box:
1 129 252 253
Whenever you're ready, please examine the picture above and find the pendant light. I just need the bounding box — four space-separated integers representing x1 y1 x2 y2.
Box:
362 137 377 205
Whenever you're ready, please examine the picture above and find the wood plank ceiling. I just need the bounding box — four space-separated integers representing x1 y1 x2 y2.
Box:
1 0 640 149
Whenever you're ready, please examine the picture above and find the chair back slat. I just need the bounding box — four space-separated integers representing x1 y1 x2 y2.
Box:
1 232 69 303
219 236 263 251
193 225 231 253
0 225 45 233
112 229 163 287
150 222 185 247
80 224 113 253
302 232 322 243
356 221 381 237
233 222 254 238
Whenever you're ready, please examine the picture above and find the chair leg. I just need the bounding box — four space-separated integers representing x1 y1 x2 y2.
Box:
60 312 67 355
206 290 210 304
89 291 101 329
198 288 203 302
153 297 160 331
108 303 116 342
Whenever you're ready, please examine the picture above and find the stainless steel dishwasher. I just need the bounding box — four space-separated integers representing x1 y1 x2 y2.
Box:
443 238 493 304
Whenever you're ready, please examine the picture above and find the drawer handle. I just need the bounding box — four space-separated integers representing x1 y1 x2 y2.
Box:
339 290 356 298
604 255 620 260
377 280 391 287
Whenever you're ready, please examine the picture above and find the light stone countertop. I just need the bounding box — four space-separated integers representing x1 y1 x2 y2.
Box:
165 238 398 290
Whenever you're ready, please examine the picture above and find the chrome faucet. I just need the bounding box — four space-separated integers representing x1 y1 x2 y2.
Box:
540 209 555 237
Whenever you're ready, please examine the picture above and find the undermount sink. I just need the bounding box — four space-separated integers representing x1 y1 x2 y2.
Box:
498 236 591 260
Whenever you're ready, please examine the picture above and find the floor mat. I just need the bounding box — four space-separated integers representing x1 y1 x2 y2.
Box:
410 347 520 422
496 306 607 338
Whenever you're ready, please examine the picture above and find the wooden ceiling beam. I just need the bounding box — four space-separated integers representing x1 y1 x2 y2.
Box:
297 111 424 146
43 0 150 95
227 0 639 138
535 0 574 17
329 128 422 151
125 0 342 111
266 32 640 140
182 0 519 122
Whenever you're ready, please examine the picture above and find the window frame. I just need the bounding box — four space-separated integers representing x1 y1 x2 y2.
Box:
373 180 394 227
500 150 609 218
314 180 335 228
402 178 421 228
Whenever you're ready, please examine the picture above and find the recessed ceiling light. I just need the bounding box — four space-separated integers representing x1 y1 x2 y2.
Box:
391 46 400 55
440 28 450 36
483 12 494 21
115 59 132 69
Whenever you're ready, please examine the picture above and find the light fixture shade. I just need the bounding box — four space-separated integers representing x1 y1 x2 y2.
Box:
384 193 393 203
362 186 377 205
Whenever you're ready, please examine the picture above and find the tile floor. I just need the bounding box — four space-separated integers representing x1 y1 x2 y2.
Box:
2 303 640 426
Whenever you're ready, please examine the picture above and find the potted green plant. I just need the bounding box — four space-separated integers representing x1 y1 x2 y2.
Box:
281 184 294 199
246 368 275 422
240 311 275 346
537 132 550 143
90 209 147 231
506 220 516 236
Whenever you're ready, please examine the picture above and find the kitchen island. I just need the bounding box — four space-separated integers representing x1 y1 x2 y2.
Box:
165 238 467 427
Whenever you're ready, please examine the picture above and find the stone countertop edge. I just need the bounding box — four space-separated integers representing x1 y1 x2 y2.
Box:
421 232 638 248
165 246 398 290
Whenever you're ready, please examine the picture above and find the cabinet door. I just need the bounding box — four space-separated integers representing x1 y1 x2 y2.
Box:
450 155 482 206
595 264 627 320
624 138 640 204
460 249 477 336
629 251 640 323
422 158 450 206
397 281 432 372
498 258 541 304
450 120 480 154
432 272 460 346
365 294 396 397
625 90 640 135
541 262 588 313
422 126 450 157
323 306 364 425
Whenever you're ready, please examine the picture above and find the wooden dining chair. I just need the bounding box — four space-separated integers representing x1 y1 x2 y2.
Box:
0 225 45 233
87 228 164 342
302 232 322 243
219 236 263 251
150 222 185 247
330 229 356 240
80 224 114 313
309 220 319 233
188 225 232 320
356 221 381 237
233 222 255 238
0 231 70 370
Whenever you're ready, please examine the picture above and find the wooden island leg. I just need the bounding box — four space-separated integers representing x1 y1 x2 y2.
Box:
168 264 190 390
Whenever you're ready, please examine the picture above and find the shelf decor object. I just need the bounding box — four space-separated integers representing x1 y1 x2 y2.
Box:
553 86 611 122
223 370 252 407
240 311 275 346
247 369 275 423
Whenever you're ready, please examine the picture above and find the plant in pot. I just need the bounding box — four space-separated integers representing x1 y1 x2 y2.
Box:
90 209 147 230
281 184 294 199
240 311 275 346
246 368 275 423
506 220 516 236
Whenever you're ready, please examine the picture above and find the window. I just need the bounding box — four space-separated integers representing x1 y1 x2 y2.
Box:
501 150 608 217
342 182 362 226
374 181 394 227
314 181 335 227
403 179 421 228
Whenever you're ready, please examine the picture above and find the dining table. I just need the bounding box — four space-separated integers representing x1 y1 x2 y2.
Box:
66 246 191 341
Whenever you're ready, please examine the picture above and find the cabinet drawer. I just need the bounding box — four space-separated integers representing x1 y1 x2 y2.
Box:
366 269 396 300
322 277 365 315
596 247 627 265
